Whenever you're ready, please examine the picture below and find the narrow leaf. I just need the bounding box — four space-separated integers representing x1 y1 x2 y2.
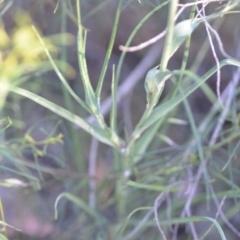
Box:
9 87 115 147
169 18 201 58
135 59 240 136
127 180 179 192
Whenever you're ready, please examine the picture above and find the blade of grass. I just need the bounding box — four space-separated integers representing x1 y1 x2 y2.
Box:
181 86 210 208
210 168 240 191
110 64 117 131
76 0 106 129
0 199 6 237
60 1 85 173
9 86 117 147
31 26 90 113
54 192 106 223
131 59 240 143
132 6 196 162
160 0 179 70
0 233 8 240
96 0 123 100
83 0 112 20
114 0 170 124
76 0 91 87
207 131 240 151
162 216 227 240
129 15 201 150
116 207 152 240
127 180 179 192
123 214 227 240
222 138 240 171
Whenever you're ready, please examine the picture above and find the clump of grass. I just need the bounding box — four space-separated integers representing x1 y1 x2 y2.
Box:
1 0 240 239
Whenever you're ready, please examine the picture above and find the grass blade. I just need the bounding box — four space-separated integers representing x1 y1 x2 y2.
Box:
9 86 116 147
96 0 123 99
132 59 240 139
31 25 90 113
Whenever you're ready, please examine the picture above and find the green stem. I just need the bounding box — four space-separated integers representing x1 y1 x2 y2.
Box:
110 64 117 132
160 0 179 71
169 6 195 98
128 0 178 149
116 152 130 224
61 1 84 173
0 198 6 237
76 0 107 130
76 0 91 88
96 0 123 100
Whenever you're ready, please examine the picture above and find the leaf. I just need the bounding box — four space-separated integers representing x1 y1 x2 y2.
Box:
127 180 179 192
54 192 106 224
133 59 240 137
169 18 201 58
0 234 9 240
132 119 163 163
144 67 172 109
160 216 226 240
9 86 118 147
31 26 90 113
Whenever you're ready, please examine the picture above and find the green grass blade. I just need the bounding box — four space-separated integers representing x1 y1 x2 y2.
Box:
116 207 151 239
167 18 201 61
110 64 117 131
160 0 179 70
76 0 91 86
222 139 240 171
9 86 115 147
159 216 226 240
115 0 170 103
96 0 123 99
76 0 107 129
131 119 163 163
201 217 226 240
181 87 210 203
131 8 196 160
0 233 9 240
133 59 240 138
111 1 170 136
83 0 112 20
60 1 85 173
210 168 240 191
31 26 90 113
54 192 106 223
127 180 179 192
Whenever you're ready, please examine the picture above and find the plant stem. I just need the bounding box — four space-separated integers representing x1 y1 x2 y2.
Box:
96 0 123 100
160 0 179 71
61 0 85 173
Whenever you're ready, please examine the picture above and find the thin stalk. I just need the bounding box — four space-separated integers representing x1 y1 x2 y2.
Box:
110 64 117 131
127 0 179 148
61 1 84 173
170 6 195 98
96 0 123 100
0 199 6 237
32 26 90 113
115 0 170 90
76 0 91 86
207 131 240 151
113 1 170 133
76 0 106 129
130 6 195 159
116 152 131 228
160 0 179 71
181 90 210 204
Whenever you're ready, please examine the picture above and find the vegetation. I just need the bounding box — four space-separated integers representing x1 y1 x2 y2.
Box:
1 0 240 239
